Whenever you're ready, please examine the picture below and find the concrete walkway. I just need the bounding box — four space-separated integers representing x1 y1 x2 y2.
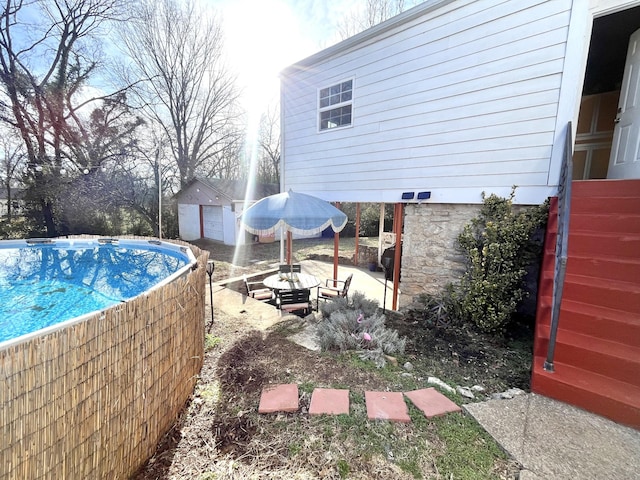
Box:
464 393 640 479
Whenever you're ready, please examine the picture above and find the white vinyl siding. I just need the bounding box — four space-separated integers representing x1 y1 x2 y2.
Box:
281 0 573 204
178 204 200 241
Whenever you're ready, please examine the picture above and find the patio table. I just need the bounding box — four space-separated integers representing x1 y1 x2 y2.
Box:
263 272 321 291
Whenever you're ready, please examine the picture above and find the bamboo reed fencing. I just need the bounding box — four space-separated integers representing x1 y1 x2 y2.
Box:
0 239 207 479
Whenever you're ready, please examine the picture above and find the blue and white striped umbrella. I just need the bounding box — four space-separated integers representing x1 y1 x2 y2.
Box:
240 190 347 236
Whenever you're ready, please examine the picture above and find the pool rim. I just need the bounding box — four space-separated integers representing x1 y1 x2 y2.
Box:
0 237 197 350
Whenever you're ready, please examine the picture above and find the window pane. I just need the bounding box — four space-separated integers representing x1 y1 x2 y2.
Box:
319 81 353 130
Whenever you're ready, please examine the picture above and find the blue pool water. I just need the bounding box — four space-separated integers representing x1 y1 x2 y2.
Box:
0 239 193 343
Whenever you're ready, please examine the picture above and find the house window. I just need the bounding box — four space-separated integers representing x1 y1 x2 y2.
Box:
319 79 353 131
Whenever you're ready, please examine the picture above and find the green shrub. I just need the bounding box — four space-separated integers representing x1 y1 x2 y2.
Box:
317 292 406 368
204 334 221 351
456 188 547 333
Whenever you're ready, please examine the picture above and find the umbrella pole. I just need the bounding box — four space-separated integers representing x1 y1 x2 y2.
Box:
333 202 341 285
279 229 285 264
333 232 340 286
286 230 293 265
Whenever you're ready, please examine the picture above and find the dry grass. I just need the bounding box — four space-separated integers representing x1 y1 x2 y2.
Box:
133 313 521 480
132 236 524 479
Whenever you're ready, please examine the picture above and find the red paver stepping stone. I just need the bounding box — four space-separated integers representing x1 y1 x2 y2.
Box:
404 387 462 418
365 391 411 423
309 388 350 416
258 384 299 413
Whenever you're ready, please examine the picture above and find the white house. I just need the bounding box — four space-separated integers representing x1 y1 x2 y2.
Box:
175 178 278 245
281 0 640 427
280 0 640 300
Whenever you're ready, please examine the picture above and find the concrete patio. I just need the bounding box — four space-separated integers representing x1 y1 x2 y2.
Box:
211 258 400 326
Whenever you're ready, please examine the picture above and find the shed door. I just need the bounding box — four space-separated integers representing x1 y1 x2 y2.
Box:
202 206 224 241
609 28 640 179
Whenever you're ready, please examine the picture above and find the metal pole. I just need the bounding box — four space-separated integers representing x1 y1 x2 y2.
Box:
157 160 162 239
382 270 388 313
206 260 214 332
544 121 573 372
382 257 392 313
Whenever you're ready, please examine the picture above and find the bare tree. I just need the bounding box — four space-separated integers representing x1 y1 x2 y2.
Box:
56 96 146 235
337 0 412 39
0 0 128 235
120 0 242 188
0 130 25 220
65 92 144 171
256 104 280 184
124 129 174 238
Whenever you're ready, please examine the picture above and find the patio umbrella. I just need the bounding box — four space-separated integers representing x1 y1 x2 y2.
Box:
240 190 348 265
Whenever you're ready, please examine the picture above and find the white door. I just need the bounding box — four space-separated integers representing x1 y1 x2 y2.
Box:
609 28 640 179
202 206 224 241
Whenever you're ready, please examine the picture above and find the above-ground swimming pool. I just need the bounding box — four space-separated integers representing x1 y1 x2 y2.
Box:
0 238 196 344
1 237 206 479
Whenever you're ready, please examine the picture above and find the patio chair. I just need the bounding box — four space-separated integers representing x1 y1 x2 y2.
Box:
278 264 302 274
316 273 353 309
243 275 274 302
276 288 312 316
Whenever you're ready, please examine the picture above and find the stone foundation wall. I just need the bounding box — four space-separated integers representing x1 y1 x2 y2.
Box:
401 203 481 301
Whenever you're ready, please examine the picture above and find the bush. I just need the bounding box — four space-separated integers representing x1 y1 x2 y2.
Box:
319 291 378 318
456 188 548 333
339 203 394 237
416 285 462 328
317 292 406 368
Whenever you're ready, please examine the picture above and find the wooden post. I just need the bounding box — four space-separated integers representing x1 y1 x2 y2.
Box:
378 203 385 264
354 202 361 265
333 202 341 284
392 203 403 311
199 205 204 239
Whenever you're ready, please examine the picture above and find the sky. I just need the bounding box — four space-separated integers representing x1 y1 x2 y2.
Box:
212 0 360 111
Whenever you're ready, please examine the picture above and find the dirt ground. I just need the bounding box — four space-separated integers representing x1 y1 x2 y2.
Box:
132 239 528 479
132 309 399 479
132 306 527 479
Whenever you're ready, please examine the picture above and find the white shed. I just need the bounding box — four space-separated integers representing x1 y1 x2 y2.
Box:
175 178 278 245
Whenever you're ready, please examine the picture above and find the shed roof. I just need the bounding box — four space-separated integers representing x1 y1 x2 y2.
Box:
177 177 279 203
